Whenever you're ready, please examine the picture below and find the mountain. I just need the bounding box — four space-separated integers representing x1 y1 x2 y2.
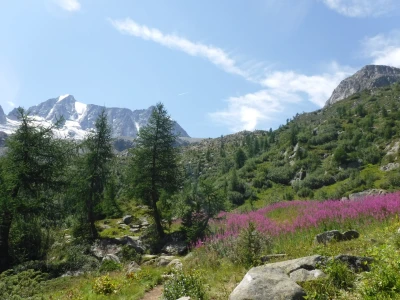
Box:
0 105 6 124
3 95 189 139
325 65 400 106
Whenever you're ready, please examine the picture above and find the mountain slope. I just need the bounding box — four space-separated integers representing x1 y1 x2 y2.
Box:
325 65 400 106
4 95 189 139
0 105 6 124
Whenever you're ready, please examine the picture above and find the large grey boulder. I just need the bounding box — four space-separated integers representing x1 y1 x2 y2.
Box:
229 266 306 300
289 269 326 282
102 254 120 264
333 255 373 272
126 261 141 273
348 189 386 200
122 215 133 225
230 255 324 300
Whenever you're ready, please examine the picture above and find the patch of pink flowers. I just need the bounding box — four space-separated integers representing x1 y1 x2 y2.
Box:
198 192 400 246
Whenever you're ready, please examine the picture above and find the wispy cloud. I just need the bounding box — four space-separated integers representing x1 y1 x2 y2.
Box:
362 31 400 67
55 0 81 12
109 18 252 80
322 0 398 17
210 62 354 131
110 18 354 132
178 92 190 96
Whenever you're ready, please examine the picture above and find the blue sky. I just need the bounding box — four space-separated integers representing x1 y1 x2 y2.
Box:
1 0 400 137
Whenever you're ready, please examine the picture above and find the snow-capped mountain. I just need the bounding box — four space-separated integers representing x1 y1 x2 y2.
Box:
1 95 189 139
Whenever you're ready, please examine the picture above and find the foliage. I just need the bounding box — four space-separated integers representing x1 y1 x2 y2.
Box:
120 245 142 263
0 269 48 299
127 103 181 238
163 270 207 300
99 260 122 273
92 275 119 295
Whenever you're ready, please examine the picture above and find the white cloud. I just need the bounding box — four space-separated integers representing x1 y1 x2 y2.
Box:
210 89 301 132
363 31 400 67
109 18 250 79
7 101 16 108
261 62 354 106
55 0 81 12
322 0 398 17
211 62 353 131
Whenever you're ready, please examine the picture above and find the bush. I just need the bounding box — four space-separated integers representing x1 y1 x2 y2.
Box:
325 259 355 290
297 187 314 198
236 222 272 268
120 245 142 263
0 269 48 299
99 259 122 273
163 270 207 300
92 275 119 295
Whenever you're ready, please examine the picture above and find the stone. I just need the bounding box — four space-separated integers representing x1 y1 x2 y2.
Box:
142 254 158 262
334 255 374 272
342 230 360 241
126 261 141 273
348 189 387 200
130 228 140 233
289 269 326 282
157 256 175 267
380 162 400 172
130 224 140 229
117 236 146 253
91 239 122 258
167 259 183 270
123 215 133 225
162 241 188 255
314 230 343 244
102 254 120 263
229 266 306 300
177 297 191 300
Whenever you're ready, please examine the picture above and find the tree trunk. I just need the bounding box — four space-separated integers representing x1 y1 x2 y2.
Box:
87 190 98 240
0 212 12 272
151 191 164 239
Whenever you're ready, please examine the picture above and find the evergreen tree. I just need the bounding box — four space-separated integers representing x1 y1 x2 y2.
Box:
235 148 247 168
128 103 181 238
75 109 114 240
0 108 67 271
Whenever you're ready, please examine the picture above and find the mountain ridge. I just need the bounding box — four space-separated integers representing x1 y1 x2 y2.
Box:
2 95 189 139
325 65 400 106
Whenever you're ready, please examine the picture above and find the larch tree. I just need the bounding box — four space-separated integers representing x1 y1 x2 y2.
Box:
128 103 181 239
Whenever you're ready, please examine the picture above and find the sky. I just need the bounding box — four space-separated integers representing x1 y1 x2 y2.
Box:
1 0 400 138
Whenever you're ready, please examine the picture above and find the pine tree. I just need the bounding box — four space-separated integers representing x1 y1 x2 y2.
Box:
128 103 181 238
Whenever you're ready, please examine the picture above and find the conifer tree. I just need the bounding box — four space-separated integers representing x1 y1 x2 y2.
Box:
128 103 180 238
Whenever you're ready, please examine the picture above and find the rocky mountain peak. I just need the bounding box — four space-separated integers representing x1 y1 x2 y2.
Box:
325 65 400 106
0 105 6 124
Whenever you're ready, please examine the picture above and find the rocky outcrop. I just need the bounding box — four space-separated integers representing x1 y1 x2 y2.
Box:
0 106 6 124
348 189 387 200
325 65 400 106
380 163 400 172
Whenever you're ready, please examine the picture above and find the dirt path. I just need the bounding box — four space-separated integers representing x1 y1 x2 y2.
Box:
141 285 163 300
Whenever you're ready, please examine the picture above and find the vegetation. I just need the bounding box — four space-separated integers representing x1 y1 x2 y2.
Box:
3 84 400 298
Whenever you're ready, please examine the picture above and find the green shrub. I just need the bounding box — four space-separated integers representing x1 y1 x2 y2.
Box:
92 275 119 295
0 269 48 299
120 245 142 263
163 270 207 300
325 259 355 290
236 222 272 268
99 259 122 273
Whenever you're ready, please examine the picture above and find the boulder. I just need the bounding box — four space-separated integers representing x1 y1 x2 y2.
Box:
314 230 343 244
123 215 133 225
142 254 158 262
117 236 146 253
333 255 373 272
230 255 324 300
348 189 386 200
380 162 400 172
102 254 120 264
229 266 306 300
177 297 191 300
162 241 188 255
157 256 175 267
342 230 360 241
167 259 183 270
289 269 326 282
91 239 122 258
126 261 141 273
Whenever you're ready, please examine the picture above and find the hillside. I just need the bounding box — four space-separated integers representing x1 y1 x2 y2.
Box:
180 81 400 206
